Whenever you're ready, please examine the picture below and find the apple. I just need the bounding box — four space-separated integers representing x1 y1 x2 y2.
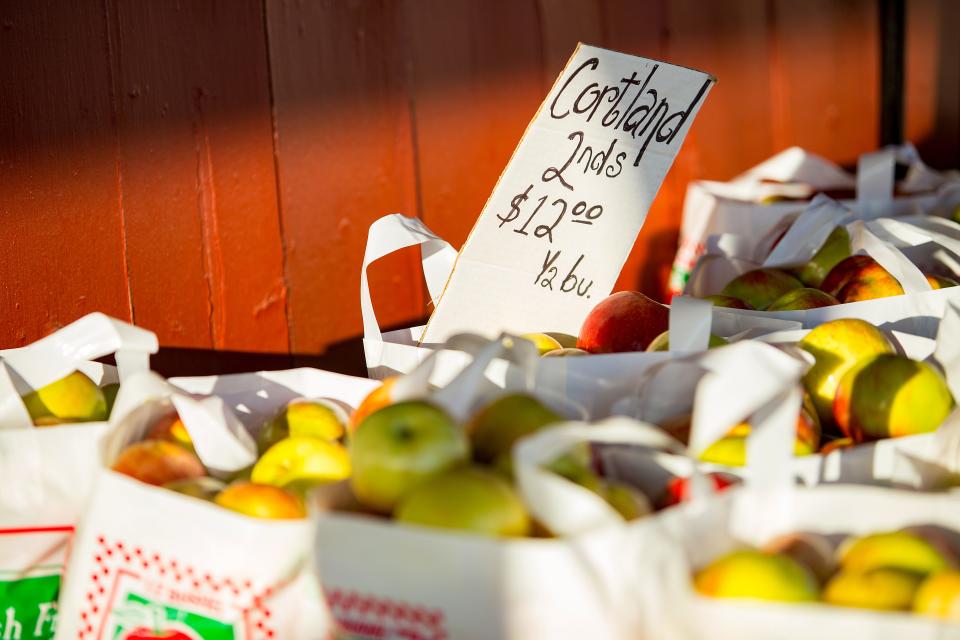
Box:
21 370 108 425
839 531 952 575
791 225 852 288
112 440 205 487
103 382 121 418
577 291 669 354
823 568 925 610
542 347 589 357
349 377 397 431
147 412 193 451
214 481 305 519
914 571 960 620
519 333 563 355
122 629 195 640
819 437 854 455
694 549 819 602
797 318 895 423
349 400 469 513
821 255 904 302
466 393 561 465
927 274 960 289
601 481 651 520
764 532 836 584
766 288 839 311
702 294 753 310
394 465 531 537
657 472 739 509
645 330 727 352
833 354 954 442
257 399 346 453
544 332 579 348
163 476 226 501
719 269 803 311
698 405 820 466
252 436 351 491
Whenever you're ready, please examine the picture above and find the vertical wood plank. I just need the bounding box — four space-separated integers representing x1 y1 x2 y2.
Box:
537 0 605 86
403 0 544 248
0 1 131 346
770 0 880 165
109 0 289 351
905 0 960 168
600 0 679 299
266 0 424 352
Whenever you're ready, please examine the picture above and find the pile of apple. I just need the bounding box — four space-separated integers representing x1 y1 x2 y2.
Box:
696 528 960 618
706 225 957 312
110 398 352 520
18 370 119 425
345 386 727 536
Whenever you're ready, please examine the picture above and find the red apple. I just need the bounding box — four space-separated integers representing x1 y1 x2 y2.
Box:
821 255 904 302
657 472 739 509
577 291 669 354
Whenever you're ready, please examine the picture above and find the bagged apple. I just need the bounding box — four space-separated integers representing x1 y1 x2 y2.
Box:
0 313 157 640
603 302 960 491
648 474 960 638
311 335 803 639
55 367 379 640
685 193 960 338
361 214 799 388
669 143 960 296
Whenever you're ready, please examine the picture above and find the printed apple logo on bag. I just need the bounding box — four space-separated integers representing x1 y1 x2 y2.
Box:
77 535 275 640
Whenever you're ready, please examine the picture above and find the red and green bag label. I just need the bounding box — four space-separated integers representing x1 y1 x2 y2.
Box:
0 569 60 640
109 593 233 640
77 535 276 640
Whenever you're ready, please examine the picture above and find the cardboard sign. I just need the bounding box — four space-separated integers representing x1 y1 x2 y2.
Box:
421 43 714 343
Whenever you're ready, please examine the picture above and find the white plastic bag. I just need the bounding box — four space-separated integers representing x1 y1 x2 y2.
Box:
687 195 960 337
0 313 157 640
670 144 960 296
56 368 379 640
314 336 805 640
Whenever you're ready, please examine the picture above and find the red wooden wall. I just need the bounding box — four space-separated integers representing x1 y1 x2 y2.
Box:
2 0 957 356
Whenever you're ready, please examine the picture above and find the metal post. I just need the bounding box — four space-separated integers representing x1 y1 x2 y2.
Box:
879 0 905 146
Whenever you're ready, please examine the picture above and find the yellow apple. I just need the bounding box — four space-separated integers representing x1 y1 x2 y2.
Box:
215 481 306 519
694 549 819 602
21 371 107 425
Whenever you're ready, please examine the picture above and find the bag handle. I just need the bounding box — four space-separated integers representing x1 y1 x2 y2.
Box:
360 214 457 341
857 147 897 215
513 417 685 536
934 300 960 402
105 371 258 473
0 312 158 387
669 296 715 353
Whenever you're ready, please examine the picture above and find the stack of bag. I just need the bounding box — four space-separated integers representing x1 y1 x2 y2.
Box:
4 142 960 640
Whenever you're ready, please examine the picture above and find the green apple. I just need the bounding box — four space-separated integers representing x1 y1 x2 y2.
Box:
766 288 839 311
695 549 819 602
792 225 851 288
833 354 954 442
21 370 108 425
466 393 561 464
720 269 803 311
645 330 727 352
394 465 531 537
349 400 469 514
703 294 753 310
102 383 120 418
797 319 895 423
